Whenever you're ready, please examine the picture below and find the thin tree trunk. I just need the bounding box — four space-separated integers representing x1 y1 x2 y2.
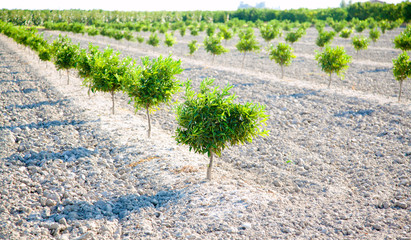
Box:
67 69 70 85
111 91 115 115
241 52 246 69
398 80 403 102
146 106 151 138
212 54 215 65
206 151 214 180
281 65 284 79
328 73 332 88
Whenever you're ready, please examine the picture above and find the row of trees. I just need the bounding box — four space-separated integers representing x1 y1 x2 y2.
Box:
1 2 410 26
0 21 269 180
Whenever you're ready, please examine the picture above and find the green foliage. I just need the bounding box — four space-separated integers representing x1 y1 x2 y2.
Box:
38 44 52 62
366 18 377 29
392 51 411 101
52 35 80 85
164 32 176 47
316 30 336 48
285 28 305 44
89 47 131 114
339 28 353 38
393 25 411 52
123 55 183 137
236 28 260 68
369 28 381 43
206 24 216 36
392 51 411 82
378 20 389 34
174 78 269 180
315 45 352 88
147 33 160 48
331 21 346 33
352 35 369 54
123 30 135 41
315 21 325 33
179 25 186 37
203 35 229 62
217 25 233 42
87 27 99 36
259 24 282 44
189 26 199 36
355 21 367 33
136 35 144 43
268 42 296 79
188 40 199 56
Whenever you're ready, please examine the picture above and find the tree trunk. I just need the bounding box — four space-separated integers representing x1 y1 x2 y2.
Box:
206 151 214 180
67 69 70 85
111 91 115 115
212 54 215 65
241 52 246 69
281 65 284 79
328 73 332 88
146 106 151 138
398 80 403 102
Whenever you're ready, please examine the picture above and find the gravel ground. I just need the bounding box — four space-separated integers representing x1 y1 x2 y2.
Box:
0 25 410 240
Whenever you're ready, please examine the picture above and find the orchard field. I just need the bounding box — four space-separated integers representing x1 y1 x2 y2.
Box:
1 20 410 240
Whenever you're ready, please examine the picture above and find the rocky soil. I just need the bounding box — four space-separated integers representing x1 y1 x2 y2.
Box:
0 26 410 240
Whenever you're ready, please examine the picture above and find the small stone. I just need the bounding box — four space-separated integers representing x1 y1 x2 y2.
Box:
28 212 42 220
372 225 382 231
46 199 56 207
58 217 67 225
49 223 60 230
394 202 408 209
241 222 252 230
273 180 282 187
73 232 92 240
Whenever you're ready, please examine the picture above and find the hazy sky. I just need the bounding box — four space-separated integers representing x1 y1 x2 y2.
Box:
1 0 406 11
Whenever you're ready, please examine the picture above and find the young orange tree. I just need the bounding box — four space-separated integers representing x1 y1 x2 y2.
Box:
175 78 269 180
123 55 183 138
315 45 352 88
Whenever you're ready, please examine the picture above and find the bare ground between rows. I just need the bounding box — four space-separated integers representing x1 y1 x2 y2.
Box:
1 30 410 240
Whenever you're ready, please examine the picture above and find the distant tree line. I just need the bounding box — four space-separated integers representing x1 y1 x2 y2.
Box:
0 1 410 26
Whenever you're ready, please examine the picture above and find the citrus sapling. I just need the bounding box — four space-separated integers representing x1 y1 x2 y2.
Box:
236 28 261 69
392 51 411 102
123 55 183 138
352 36 369 56
174 78 269 180
203 35 229 64
315 45 352 88
268 42 296 79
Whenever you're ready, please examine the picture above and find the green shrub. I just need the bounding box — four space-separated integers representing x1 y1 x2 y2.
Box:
203 35 229 63
174 78 269 180
89 47 131 114
352 36 369 55
316 30 336 48
268 42 296 79
259 24 282 45
285 27 305 45
52 35 80 85
123 55 183 137
392 51 411 102
339 28 353 38
393 25 411 52
164 32 176 47
147 33 160 48
236 28 260 68
188 40 199 56
315 45 352 88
